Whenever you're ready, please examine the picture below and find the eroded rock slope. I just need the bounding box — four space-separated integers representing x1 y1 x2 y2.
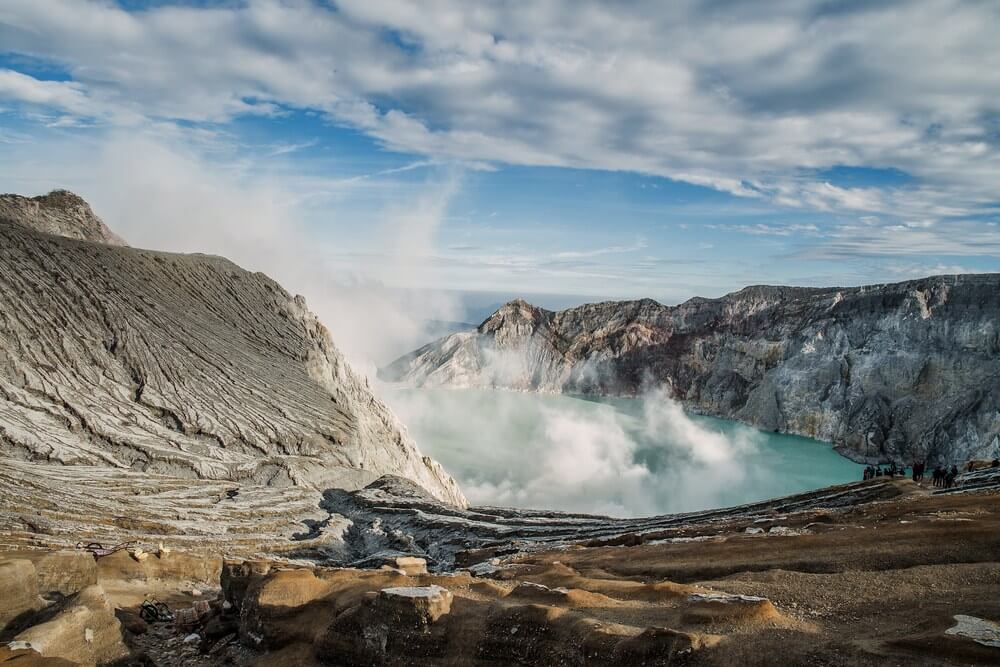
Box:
0 191 464 509
383 280 1000 465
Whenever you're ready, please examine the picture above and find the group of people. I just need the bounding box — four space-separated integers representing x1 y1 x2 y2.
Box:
862 460 962 489
862 461 905 480
930 465 960 488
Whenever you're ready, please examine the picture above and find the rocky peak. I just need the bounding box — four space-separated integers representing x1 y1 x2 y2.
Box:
0 189 127 246
478 299 551 335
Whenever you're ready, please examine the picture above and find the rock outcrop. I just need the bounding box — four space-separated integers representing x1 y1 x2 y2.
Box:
383 280 1000 464
0 190 126 247
0 190 465 554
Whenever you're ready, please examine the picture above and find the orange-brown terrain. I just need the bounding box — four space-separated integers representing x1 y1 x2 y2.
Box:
2 476 998 667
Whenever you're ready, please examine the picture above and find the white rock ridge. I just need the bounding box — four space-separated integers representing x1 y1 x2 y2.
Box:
0 191 466 520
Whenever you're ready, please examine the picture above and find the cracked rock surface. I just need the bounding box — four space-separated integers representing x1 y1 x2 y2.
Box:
0 190 464 554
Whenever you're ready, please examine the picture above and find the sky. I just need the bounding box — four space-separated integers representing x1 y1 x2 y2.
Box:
1 0 999 362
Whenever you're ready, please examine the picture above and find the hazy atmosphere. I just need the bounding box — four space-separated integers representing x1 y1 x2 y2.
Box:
2 1 1000 372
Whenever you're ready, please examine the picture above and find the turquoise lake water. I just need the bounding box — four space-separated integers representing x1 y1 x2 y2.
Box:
381 387 865 518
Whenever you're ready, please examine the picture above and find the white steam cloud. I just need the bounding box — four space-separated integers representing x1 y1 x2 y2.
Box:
379 385 829 517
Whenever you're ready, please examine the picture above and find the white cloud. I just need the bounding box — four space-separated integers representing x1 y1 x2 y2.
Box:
0 0 997 233
0 69 90 114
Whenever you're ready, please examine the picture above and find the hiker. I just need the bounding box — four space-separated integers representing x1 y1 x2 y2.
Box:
947 465 959 488
932 467 942 488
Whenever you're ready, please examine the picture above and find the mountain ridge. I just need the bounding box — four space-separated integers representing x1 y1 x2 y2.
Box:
0 191 466 512
383 274 1000 466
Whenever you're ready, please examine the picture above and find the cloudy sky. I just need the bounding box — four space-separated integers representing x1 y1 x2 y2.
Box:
1 0 999 311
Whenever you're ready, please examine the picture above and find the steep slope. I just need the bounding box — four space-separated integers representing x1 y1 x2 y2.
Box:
0 191 465 508
383 280 1000 465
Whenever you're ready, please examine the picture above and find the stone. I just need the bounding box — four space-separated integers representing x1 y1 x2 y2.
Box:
945 614 1000 648
392 556 428 576
377 586 454 625
238 568 337 648
17 551 98 599
114 609 148 636
12 585 128 666
317 585 455 665
0 560 46 635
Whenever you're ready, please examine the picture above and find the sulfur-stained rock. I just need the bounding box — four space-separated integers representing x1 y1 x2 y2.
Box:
377 585 453 625
0 560 46 635
0 645 77 666
96 549 221 589
317 585 455 665
18 552 97 599
682 592 783 626
12 585 127 666
239 568 336 648
391 556 428 576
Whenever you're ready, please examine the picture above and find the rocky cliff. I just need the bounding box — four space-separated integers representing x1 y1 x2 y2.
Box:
0 190 127 246
0 190 465 510
382 280 1000 465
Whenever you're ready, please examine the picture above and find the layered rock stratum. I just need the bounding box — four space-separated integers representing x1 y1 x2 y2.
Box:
0 190 465 554
383 281 1000 465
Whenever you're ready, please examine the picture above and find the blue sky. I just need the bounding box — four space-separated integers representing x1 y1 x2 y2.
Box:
1 0 999 321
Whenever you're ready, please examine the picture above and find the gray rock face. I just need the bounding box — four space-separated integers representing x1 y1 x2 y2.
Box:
0 193 465 509
0 190 127 246
382 281 1000 465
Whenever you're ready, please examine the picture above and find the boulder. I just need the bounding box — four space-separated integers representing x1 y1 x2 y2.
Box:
391 556 428 576
377 585 454 625
0 645 76 666
12 585 127 666
0 560 46 635
221 559 272 612
20 552 97 598
945 614 1000 648
113 608 148 636
318 585 455 665
239 568 336 648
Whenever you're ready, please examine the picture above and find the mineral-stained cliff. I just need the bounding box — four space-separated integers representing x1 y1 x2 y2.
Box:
383 280 1000 465
0 191 465 510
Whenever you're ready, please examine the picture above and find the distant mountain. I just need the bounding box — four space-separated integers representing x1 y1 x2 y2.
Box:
382 280 1000 466
0 191 465 509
